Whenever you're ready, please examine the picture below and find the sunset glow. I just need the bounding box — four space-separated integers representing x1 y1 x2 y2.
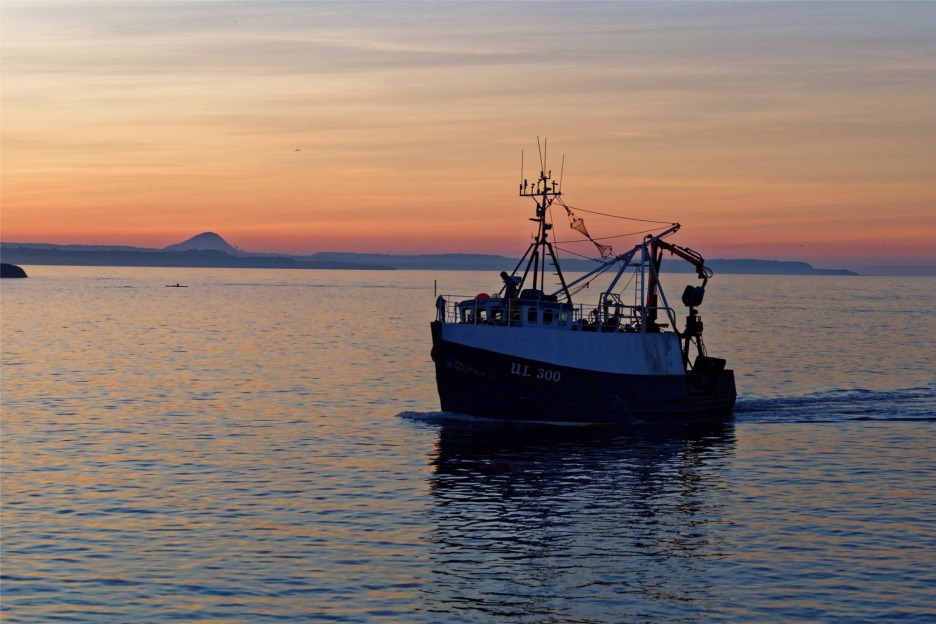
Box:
2 2 934 269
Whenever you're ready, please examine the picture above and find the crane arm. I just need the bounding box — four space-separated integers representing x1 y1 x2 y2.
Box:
654 240 712 280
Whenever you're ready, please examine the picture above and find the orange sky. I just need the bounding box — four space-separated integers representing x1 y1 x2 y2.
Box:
2 2 934 269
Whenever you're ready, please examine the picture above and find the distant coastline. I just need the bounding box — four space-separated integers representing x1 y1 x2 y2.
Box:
1 242 869 276
0 245 395 271
4 231 931 276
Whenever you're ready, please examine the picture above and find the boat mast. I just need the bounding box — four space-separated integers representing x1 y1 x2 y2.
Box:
518 142 572 301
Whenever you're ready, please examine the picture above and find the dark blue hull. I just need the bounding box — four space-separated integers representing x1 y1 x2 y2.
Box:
431 322 736 424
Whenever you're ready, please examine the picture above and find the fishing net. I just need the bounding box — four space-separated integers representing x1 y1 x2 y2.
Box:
566 209 613 257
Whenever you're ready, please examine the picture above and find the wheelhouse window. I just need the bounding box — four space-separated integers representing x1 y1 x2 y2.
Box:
460 304 489 324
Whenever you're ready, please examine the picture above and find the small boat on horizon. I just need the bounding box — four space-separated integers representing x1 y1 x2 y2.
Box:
165 283 188 287
430 142 737 425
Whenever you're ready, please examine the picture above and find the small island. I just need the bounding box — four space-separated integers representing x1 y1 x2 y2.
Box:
1 263 28 278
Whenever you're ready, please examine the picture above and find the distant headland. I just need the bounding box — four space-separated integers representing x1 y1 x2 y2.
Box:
0 232 394 271
0 231 866 275
1 263 28 278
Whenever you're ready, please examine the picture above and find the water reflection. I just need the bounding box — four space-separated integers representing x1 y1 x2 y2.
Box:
421 420 736 623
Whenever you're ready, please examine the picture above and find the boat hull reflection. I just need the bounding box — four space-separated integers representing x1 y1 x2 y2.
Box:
421 419 736 622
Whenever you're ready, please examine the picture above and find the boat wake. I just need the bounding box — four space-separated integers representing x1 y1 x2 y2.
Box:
402 384 935 427
735 385 936 423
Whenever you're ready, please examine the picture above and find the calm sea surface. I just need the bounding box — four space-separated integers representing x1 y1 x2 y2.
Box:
2 266 934 623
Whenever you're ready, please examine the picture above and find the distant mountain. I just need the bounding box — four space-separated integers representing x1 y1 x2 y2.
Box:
0 232 393 270
163 231 245 255
0 246 393 270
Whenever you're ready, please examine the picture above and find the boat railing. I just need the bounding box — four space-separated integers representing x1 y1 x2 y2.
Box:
436 295 498 324
436 295 680 333
586 301 679 333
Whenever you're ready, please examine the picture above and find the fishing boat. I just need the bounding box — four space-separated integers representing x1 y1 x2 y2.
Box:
430 143 737 424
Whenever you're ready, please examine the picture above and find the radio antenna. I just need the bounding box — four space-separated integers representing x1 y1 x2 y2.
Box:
520 149 524 190
559 154 565 192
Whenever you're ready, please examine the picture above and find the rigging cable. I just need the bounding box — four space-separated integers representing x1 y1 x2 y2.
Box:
554 226 669 246
553 245 603 261
556 198 675 225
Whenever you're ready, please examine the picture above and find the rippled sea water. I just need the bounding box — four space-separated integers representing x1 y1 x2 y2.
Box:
2 267 934 623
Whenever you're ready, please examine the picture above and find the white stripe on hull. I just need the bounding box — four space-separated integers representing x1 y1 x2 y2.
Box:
439 324 685 376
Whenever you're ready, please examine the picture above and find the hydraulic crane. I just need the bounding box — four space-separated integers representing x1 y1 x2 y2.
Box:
646 239 714 368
